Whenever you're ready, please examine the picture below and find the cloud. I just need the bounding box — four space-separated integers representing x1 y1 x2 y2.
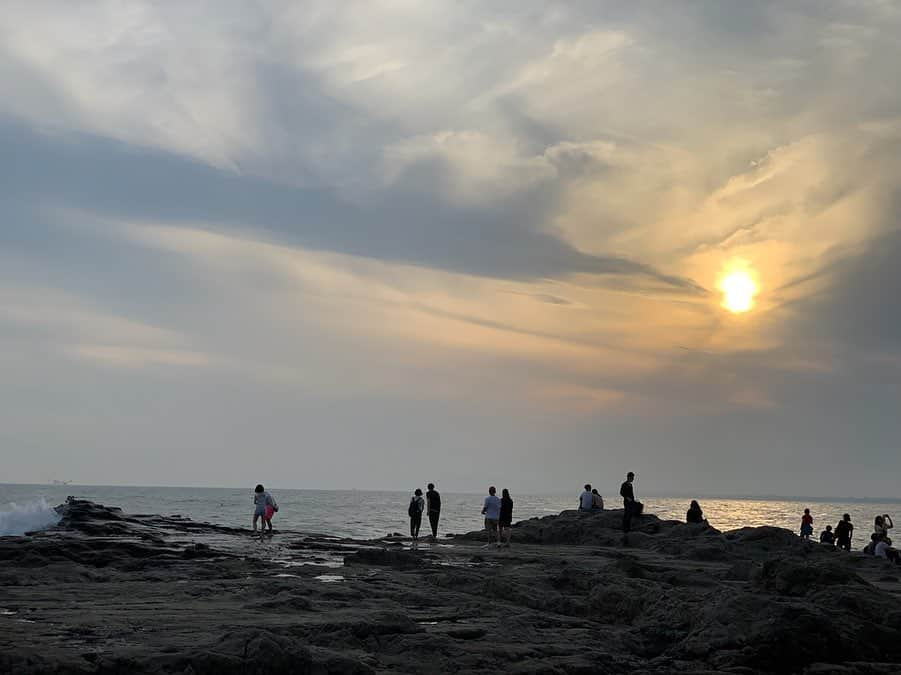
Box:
2 2 901 494
0 118 700 293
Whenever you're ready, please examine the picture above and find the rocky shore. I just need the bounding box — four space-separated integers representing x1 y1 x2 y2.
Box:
2 499 901 674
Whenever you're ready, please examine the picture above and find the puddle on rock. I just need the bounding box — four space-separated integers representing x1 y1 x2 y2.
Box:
0 609 17 616
314 574 345 583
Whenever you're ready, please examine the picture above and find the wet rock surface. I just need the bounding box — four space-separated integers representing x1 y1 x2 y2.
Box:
1 499 900 674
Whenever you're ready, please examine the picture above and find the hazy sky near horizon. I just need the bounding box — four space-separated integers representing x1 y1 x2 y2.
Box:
2 2 900 497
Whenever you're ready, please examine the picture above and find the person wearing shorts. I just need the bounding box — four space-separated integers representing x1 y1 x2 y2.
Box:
482 486 502 547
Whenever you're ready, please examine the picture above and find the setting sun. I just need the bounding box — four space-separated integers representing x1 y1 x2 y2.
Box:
719 270 758 313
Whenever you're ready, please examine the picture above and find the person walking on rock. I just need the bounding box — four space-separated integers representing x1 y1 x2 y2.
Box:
408 489 425 541
620 472 637 533
252 484 278 535
425 483 441 541
835 513 854 551
499 488 514 547
482 486 502 547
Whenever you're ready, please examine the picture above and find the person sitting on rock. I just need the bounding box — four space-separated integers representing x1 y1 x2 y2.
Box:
591 489 604 511
864 533 880 556
482 486 502 547
819 525 835 547
800 508 814 540
835 514 854 551
875 514 893 542
578 484 594 512
875 536 901 565
686 500 704 524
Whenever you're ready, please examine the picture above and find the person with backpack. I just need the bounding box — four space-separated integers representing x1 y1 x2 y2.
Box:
408 489 425 541
426 483 441 540
835 513 854 551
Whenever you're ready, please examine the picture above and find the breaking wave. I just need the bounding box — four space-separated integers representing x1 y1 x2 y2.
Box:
0 498 61 536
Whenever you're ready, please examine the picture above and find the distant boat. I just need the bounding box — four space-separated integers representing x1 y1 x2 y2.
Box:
51 480 72 486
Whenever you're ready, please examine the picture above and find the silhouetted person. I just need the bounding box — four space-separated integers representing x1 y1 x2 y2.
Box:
499 488 514 547
620 472 636 532
835 513 854 551
408 488 425 541
591 488 604 511
819 525 835 547
426 483 441 540
800 508 813 540
686 500 704 524
875 514 893 541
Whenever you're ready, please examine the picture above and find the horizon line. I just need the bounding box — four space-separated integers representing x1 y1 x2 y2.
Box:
2 482 900 505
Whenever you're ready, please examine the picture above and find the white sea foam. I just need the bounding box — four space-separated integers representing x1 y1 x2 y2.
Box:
0 498 61 536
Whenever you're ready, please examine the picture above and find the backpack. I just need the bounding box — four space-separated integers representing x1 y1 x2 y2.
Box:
408 498 418 518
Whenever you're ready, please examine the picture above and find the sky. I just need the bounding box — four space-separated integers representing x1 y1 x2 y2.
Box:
2 1 900 498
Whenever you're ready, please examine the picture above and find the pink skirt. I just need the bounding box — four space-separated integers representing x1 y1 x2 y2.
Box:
265 505 275 521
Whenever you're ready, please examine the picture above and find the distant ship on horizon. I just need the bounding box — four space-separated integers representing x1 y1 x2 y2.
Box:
51 480 72 486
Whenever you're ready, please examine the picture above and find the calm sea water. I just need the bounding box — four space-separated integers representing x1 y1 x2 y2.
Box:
1 483 898 541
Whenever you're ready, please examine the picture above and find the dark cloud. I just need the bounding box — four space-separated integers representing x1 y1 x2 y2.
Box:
794 228 901 353
1 118 701 292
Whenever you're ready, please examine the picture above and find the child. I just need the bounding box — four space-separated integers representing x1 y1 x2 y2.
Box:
800 508 814 540
819 525 835 547
253 484 278 534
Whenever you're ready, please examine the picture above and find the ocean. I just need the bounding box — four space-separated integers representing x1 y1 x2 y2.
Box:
1 483 898 541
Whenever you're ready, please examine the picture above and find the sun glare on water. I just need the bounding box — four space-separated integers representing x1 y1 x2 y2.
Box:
719 270 758 313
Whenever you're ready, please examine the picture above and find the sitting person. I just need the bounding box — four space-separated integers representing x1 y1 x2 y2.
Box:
591 489 604 511
864 533 880 556
819 525 835 547
875 537 901 565
686 500 704 524
578 484 594 512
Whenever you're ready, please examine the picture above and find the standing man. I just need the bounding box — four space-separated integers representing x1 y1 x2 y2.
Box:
482 486 502 548
426 482 441 540
620 472 636 533
835 513 854 551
